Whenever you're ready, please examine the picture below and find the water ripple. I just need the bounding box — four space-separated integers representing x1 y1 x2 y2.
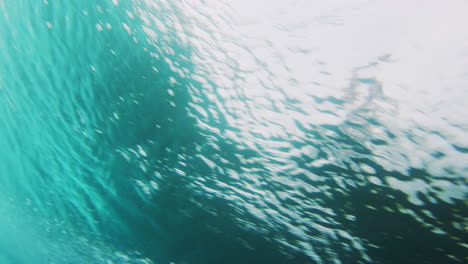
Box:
0 0 467 263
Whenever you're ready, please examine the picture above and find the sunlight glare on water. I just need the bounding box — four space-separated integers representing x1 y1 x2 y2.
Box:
0 0 467 263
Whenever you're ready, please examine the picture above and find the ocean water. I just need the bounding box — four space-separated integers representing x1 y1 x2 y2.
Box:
0 0 467 263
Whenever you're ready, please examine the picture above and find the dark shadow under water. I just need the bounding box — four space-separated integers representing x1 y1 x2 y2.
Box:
67 9 312 264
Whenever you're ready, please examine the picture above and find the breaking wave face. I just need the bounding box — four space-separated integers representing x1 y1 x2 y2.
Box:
0 0 467 263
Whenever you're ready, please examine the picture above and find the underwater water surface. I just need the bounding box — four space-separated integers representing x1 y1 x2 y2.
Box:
0 0 467 263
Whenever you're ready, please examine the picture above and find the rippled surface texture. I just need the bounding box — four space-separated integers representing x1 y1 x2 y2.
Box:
0 0 467 263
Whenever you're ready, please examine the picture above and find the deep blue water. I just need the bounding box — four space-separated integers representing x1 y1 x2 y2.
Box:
0 0 467 263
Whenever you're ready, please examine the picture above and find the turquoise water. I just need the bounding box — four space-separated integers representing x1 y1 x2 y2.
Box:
0 0 467 263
